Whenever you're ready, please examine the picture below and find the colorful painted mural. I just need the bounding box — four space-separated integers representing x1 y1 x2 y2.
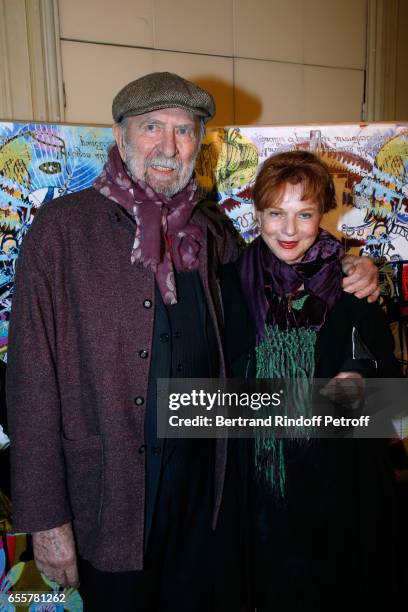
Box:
0 123 113 361
1 121 408 368
1 119 408 610
198 124 408 257
0 533 82 611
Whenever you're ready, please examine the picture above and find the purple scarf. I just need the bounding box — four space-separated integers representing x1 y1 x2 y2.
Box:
94 145 203 304
238 230 344 340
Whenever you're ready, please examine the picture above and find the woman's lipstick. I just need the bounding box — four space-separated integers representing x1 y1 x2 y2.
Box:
278 241 298 249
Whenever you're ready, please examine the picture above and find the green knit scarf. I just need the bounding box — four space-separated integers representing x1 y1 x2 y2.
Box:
255 314 317 497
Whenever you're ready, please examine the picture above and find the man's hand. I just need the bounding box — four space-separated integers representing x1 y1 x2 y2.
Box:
341 255 380 303
32 522 79 588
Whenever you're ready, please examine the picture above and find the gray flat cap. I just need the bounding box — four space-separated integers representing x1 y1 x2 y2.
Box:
112 72 215 123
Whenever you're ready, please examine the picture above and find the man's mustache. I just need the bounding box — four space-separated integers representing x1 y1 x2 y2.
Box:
145 156 182 171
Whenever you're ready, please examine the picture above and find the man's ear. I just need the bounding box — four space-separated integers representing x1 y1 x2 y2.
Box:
112 123 126 160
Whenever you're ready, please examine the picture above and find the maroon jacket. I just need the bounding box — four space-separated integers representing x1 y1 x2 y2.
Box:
7 188 239 572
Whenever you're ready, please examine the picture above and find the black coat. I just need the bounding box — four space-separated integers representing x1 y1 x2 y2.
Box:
252 293 403 611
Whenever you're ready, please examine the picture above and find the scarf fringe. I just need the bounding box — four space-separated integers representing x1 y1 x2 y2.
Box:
255 326 316 497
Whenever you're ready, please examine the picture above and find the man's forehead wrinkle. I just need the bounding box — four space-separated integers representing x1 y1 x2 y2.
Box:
127 108 197 126
135 118 196 128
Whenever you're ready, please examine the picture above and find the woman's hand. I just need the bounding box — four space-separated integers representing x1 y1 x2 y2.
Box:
320 371 365 412
341 255 380 302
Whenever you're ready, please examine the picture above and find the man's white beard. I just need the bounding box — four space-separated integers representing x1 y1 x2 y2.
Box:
124 143 197 197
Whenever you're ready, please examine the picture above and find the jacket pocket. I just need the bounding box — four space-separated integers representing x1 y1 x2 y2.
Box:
62 435 103 553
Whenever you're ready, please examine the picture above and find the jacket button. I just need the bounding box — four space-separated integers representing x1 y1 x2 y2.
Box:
174 331 181 339
160 333 169 343
151 446 162 456
138 444 147 454
139 349 148 359
143 299 152 309
176 363 183 372
134 396 144 406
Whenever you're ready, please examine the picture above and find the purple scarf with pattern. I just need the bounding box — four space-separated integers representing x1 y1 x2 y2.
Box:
238 230 344 340
94 145 203 304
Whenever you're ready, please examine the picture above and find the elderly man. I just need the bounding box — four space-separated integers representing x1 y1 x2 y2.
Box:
7 72 378 611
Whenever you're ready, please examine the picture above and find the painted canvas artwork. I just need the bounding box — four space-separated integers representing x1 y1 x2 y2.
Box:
1 119 408 609
1 121 408 364
197 124 408 307
0 123 113 361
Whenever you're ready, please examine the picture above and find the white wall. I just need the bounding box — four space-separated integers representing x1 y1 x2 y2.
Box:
58 0 367 126
396 0 408 119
